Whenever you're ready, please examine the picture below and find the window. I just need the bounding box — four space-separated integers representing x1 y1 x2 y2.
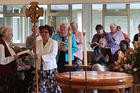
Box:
106 4 126 12
0 6 3 27
130 3 140 42
6 5 24 14
5 5 25 43
5 17 25 43
48 4 70 31
92 4 103 36
50 5 69 13
104 16 128 33
72 4 82 32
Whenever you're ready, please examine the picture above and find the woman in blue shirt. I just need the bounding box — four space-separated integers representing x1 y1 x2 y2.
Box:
53 22 78 73
92 38 111 71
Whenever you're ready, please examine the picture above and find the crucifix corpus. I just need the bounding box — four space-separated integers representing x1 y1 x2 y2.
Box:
25 2 43 93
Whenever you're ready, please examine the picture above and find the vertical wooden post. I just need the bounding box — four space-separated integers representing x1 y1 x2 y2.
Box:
25 2 43 93
33 23 39 93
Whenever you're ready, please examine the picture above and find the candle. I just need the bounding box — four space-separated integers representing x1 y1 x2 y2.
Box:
68 31 72 66
83 30 87 66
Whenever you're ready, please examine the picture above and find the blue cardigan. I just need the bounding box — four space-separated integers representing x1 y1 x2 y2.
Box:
53 33 78 62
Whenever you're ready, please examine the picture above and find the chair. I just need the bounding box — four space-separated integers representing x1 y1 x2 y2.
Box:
87 51 94 65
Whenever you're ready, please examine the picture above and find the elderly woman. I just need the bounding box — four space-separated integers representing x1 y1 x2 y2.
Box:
35 25 60 93
70 22 83 70
53 22 78 73
0 26 24 93
106 23 124 54
92 38 111 71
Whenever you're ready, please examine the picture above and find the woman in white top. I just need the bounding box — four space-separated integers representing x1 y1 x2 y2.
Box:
35 25 60 93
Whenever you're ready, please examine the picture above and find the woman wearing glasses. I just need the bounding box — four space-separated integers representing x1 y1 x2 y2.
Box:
34 25 60 93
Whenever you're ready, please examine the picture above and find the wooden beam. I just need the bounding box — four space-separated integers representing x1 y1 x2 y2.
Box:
1 0 140 5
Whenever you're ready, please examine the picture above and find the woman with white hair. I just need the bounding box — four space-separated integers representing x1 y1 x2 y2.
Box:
106 23 124 54
0 26 24 93
53 21 78 73
70 21 83 70
92 38 111 71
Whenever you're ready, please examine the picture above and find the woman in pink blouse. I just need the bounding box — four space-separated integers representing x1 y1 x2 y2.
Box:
70 22 83 69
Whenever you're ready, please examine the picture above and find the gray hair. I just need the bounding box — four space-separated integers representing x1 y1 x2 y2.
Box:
99 38 107 47
110 23 117 28
70 21 78 28
0 27 12 37
60 21 69 29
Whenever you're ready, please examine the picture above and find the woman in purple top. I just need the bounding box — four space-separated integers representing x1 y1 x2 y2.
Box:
91 24 107 49
106 23 125 54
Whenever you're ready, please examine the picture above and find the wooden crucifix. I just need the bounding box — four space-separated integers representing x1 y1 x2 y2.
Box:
26 2 43 93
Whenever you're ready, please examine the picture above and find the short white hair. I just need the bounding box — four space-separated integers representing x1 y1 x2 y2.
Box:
60 21 69 29
99 38 107 47
92 64 106 71
0 27 12 37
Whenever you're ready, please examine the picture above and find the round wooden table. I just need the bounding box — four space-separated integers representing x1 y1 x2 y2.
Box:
56 71 134 93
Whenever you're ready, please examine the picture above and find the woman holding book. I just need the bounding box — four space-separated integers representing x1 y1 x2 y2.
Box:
0 26 25 93
92 38 110 71
34 25 60 93
53 22 78 73
91 24 107 49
